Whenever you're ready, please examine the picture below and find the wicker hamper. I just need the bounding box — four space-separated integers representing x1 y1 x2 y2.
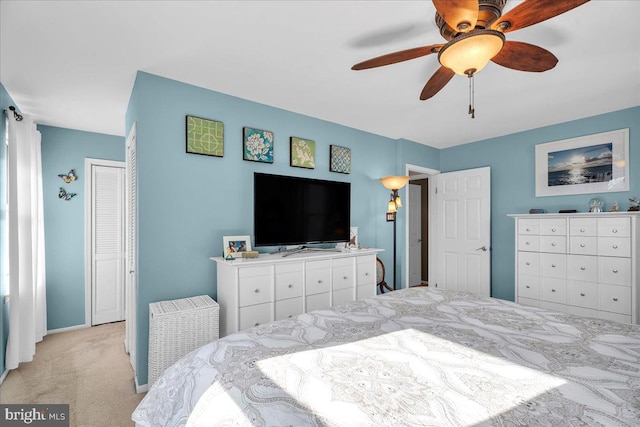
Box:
148 295 219 386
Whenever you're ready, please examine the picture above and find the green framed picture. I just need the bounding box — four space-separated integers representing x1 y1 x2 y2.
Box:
290 137 315 169
186 115 224 157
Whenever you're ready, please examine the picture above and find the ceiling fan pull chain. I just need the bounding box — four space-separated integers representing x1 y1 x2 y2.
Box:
468 73 475 119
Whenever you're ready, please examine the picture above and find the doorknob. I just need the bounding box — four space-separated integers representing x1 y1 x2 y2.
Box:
475 246 488 252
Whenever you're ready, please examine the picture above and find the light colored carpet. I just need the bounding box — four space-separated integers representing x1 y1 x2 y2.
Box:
0 321 145 426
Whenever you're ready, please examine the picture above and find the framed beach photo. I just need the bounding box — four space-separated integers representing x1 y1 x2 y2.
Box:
535 129 629 197
223 235 252 259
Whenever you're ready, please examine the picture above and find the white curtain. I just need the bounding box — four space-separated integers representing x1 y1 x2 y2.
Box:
5 112 46 370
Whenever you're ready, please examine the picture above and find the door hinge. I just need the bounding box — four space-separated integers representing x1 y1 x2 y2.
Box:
435 187 438 194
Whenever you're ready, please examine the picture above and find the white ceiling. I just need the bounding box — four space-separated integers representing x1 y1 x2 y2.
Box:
1 1 639 149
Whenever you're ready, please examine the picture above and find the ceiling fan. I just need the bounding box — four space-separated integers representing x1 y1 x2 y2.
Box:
352 0 590 115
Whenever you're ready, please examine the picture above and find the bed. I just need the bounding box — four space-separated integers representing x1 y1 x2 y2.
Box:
133 287 640 426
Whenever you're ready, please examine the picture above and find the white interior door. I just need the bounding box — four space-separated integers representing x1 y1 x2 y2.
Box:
88 160 125 325
408 184 421 286
125 123 137 373
435 167 491 296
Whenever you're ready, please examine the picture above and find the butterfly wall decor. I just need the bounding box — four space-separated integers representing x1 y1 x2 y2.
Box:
58 187 77 201
58 169 77 183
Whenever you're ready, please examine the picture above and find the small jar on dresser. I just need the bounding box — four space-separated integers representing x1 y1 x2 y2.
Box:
508 212 640 324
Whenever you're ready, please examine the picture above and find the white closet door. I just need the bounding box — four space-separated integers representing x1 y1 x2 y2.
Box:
125 124 138 373
91 163 125 325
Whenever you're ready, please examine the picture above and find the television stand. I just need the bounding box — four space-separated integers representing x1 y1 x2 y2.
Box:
277 245 343 257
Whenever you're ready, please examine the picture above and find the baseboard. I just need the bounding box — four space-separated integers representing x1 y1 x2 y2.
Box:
135 376 149 394
47 324 88 335
0 368 8 385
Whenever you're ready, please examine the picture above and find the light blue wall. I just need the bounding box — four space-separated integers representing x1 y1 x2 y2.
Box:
40 125 125 330
441 106 640 301
0 82 18 377
126 71 440 385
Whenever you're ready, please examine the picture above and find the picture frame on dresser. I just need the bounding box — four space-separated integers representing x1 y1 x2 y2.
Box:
535 128 629 197
223 235 251 259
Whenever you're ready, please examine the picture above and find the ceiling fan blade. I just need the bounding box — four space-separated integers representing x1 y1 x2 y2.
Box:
352 44 443 70
420 66 455 100
492 0 590 33
491 41 558 72
433 0 478 33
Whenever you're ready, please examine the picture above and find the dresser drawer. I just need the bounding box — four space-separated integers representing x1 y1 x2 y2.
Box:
570 218 597 236
518 252 539 276
540 235 566 253
275 297 303 321
275 269 303 300
518 275 539 299
356 284 376 300
540 253 566 278
518 235 540 252
598 218 630 237
518 219 539 235
333 287 353 306
540 219 566 236
239 303 273 329
306 292 330 312
306 267 330 295
598 257 631 286
332 265 354 290
540 278 567 304
568 280 598 310
597 237 630 257
567 255 597 282
598 284 631 315
239 265 272 279
356 256 376 285
569 236 597 255
238 275 273 307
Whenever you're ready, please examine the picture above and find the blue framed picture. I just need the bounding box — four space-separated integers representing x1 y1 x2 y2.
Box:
243 127 274 163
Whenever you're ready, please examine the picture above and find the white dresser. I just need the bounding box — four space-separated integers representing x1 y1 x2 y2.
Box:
509 212 639 324
211 248 383 336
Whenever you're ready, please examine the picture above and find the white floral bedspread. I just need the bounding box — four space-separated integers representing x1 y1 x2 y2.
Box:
133 288 640 426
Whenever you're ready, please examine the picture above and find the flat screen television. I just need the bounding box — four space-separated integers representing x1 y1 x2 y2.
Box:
254 173 351 247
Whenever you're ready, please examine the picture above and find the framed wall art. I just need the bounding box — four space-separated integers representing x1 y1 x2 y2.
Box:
330 145 351 174
223 235 252 259
186 115 224 157
243 127 274 163
290 137 315 169
535 128 629 197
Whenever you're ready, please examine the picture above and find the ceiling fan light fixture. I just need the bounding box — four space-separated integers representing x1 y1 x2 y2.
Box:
438 29 505 76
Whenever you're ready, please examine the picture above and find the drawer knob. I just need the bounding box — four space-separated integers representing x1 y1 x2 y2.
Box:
525 285 530 289
613 298 618 302
612 229 618 233
551 264 556 268
613 269 618 273
318 280 323 284
580 267 586 271
580 244 585 248
288 284 293 288
580 228 585 232
525 262 530 266
526 228 530 232
551 289 556 292
254 322 260 327
343 276 348 280
580 293 585 297
288 315 293 318
526 242 530 245
551 243 556 247
365 272 369 276
612 245 618 249
254 289 260 293
551 228 556 232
